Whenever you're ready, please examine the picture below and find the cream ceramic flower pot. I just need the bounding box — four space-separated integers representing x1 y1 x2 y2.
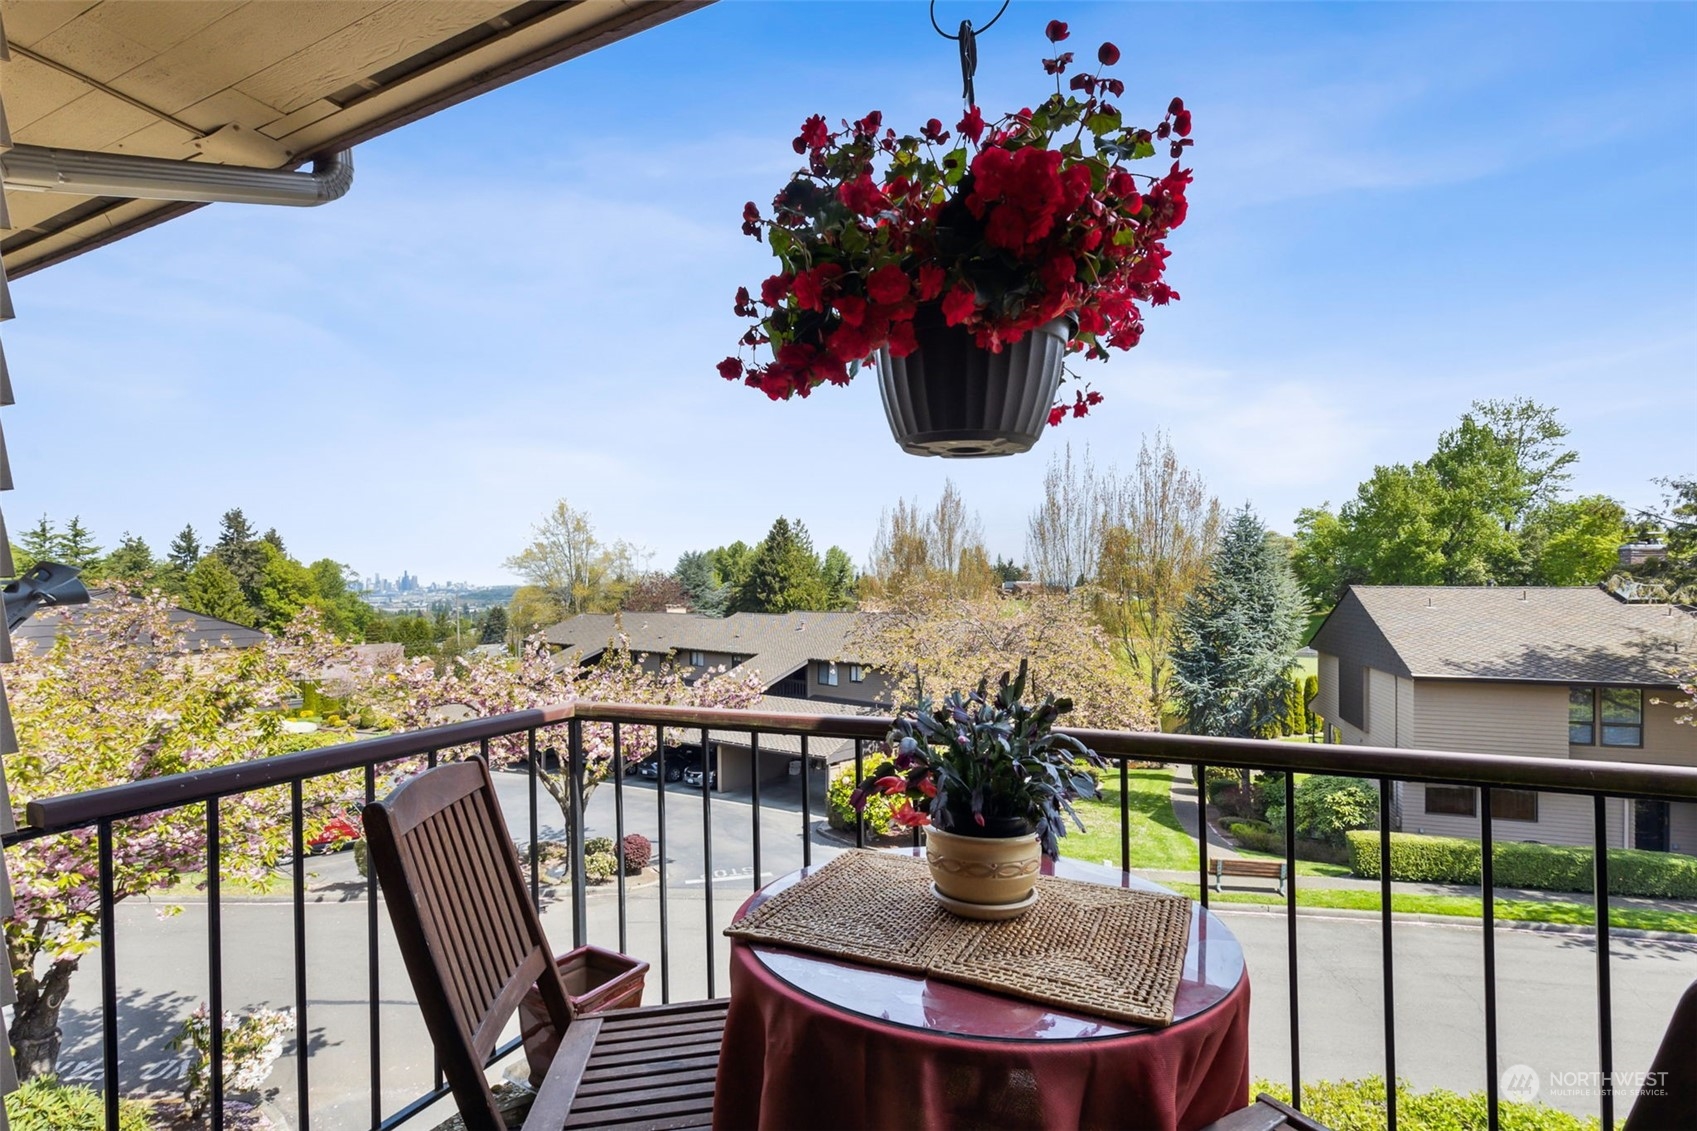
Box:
924 826 1041 919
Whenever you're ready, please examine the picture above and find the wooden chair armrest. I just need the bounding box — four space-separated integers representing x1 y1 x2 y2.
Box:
520 1015 602 1131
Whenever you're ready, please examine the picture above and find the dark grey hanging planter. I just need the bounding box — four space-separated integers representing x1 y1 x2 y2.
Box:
877 306 1076 458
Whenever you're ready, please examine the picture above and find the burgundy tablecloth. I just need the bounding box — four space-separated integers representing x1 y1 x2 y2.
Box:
713 939 1250 1131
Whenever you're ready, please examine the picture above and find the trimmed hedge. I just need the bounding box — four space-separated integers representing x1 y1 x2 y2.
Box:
1346 831 1697 899
1256 1076 1599 1131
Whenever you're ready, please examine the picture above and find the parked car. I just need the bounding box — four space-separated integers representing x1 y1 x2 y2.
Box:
637 744 702 783
683 765 718 790
309 810 362 853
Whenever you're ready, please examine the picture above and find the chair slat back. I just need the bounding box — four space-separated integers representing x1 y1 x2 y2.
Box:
365 757 573 1126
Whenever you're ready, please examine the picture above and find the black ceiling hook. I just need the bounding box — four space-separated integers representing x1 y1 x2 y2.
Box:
930 1 1010 109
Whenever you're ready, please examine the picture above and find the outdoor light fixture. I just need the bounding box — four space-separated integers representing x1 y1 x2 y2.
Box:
3 562 89 630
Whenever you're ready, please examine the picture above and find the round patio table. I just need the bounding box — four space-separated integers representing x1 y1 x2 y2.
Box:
712 853 1250 1131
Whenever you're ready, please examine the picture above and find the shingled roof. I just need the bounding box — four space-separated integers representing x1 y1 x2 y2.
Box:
10 588 267 654
1313 586 1694 686
544 610 867 688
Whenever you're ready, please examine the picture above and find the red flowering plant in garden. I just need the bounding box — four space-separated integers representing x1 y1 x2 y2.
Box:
719 19 1195 425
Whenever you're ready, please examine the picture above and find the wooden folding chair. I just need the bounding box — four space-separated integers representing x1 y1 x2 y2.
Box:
1198 1093 1334 1131
364 756 727 1130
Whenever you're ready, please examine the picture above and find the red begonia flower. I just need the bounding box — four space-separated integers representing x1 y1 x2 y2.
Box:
1098 42 1120 66
717 358 743 381
941 283 977 326
1045 20 1069 42
866 264 910 304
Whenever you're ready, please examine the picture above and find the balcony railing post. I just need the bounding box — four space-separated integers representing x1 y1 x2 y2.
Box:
613 725 628 954
290 780 311 1131
98 818 119 1131
1594 794 1614 1131
800 736 813 868
528 731 541 911
1283 771 1301 1111
1119 760 1130 874
207 799 226 1131
854 739 866 849
1481 787 1498 1131
364 764 381 1130
568 719 588 949
1379 776 1398 1131
655 724 670 1004
1196 763 1209 910
703 726 716 999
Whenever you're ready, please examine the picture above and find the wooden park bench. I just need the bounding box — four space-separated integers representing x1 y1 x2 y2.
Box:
364 757 727 1130
1213 857 1287 896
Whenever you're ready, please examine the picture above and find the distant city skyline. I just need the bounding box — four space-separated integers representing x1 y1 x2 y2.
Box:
5 2 1692 583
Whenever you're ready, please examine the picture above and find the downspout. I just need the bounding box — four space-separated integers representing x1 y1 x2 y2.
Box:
0 145 352 206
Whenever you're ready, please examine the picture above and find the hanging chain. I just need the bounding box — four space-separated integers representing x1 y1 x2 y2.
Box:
929 0 1010 109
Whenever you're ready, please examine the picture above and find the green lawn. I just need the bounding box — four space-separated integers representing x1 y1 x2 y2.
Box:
1167 882 1697 935
1059 768 1199 871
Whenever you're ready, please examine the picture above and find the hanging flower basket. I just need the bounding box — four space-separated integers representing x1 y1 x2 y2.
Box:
718 18 1195 457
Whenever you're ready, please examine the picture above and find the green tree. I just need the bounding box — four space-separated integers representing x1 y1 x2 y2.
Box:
479 606 509 645
254 542 315 631
17 515 59 566
1523 495 1629 586
214 508 266 600
58 517 102 568
504 500 601 613
992 555 1028 584
821 546 858 609
677 550 730 616
712 541 757 606
304 559 371 639
98 534 156 584
1092 433 1222 719
1291 400 1588 604
737 517 827 613
183 557 258 627
1303 674 1320 736
168 525 202 571
1170 508 1308 740
262 527 287 555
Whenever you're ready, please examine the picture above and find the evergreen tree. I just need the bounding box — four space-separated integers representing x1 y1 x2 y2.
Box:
737 518 827 613
57 517 102 569
18 515 59 566
992 556 1028 584
214 508 267 603
168 525 202 571
479 606 509 645
676 550 731 616
100 534 156 583
183 557 258 627
262 527 287 556
1303 674 1320 736
821 546 858 610
1170 508 1308 740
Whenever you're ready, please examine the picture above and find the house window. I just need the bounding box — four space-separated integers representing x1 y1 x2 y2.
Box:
1495 789 1538 822
817 662 838 687
730 654 747 666
1569 687 1595 745
1569 687 1643 748
1425 786 1476 817
688 650 705 667
1423 786 1539 822
849 665 864 683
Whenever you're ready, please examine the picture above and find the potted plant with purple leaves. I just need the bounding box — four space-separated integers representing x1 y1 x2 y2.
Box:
852 660 1106 919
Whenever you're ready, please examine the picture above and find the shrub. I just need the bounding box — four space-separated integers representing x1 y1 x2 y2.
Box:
584 852 618 884
619 833 652 873
827 765 901 838
3 1077 153 1131
1256 1076 1600 1131
1251 772 1287 820
1203 766 1242 800
1228 821 1349 865
172 1003 294 1118
1346 832 1697 899
584 836 616 857
1287 775 1379 846
1212 785 1257 819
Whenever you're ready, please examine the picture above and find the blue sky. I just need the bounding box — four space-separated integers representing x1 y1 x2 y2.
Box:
6 2 1694 584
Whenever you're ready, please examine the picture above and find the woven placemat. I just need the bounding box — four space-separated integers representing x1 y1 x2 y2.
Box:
725 850 1192 1027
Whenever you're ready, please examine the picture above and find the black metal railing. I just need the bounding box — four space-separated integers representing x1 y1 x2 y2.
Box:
4 701 1695 1131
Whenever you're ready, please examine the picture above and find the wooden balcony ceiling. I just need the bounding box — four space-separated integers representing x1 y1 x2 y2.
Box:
0 0 702 276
